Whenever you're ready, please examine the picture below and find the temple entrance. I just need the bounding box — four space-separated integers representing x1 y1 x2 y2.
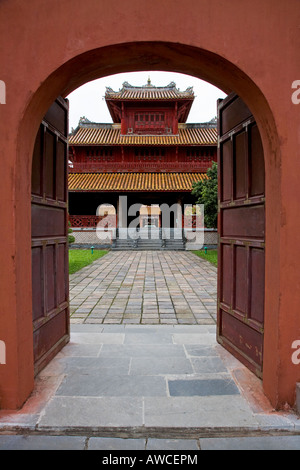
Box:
2 1 295 410
31 89 265 382
139 205 161 228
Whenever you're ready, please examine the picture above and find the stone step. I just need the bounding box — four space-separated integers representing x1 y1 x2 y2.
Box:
112 236 186 251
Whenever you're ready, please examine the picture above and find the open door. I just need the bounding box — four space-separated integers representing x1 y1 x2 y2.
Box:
31 97 70 375
217 93 265 378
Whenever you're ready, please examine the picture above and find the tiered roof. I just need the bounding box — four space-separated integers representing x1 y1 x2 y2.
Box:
68 81 217 193
69 122 217 146
105 79 194 101
105 79 195 123
68 172 207 192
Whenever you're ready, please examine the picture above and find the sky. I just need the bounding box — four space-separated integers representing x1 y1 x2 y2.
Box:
66 71 227 132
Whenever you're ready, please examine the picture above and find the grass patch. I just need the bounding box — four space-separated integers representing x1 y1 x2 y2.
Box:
69 249 108 274
192 249 218 267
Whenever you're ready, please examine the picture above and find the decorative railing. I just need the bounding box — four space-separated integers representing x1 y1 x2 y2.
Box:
69 214 117 228
69 214 204 230
68 161 212 173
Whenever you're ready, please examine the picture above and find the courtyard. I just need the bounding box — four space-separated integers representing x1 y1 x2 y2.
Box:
69 251 217 325
1 250 299 447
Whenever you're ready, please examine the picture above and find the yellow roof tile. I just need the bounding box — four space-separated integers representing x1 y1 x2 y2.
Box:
69 126 217 146
68 172 207 192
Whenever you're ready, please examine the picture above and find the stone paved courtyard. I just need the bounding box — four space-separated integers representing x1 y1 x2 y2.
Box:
69 251 217 325
2 250 299 447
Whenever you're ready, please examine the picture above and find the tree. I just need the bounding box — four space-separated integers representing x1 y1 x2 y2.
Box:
191 162 218 229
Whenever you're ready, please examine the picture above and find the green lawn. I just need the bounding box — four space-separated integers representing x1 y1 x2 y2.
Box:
69 249 108 274
192 249 218 267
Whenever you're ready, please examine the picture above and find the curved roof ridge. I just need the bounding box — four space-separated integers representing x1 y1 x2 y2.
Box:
105 80 194 100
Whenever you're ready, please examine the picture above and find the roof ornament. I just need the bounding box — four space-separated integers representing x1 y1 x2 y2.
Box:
79 116 91 125
147 76 152 86
122 81 132 88
185 86 194 94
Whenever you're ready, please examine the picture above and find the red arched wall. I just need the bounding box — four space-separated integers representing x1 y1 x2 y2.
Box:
0 0 299 410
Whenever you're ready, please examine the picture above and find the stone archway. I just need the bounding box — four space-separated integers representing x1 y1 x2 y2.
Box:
0 0 299 411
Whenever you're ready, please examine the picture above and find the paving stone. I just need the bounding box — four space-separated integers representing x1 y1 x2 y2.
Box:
199 435 300 450
57 343 102 357
99 344 186 358
124 333 173 344
146 438 199 450
0 435 86 450
144 396 259 428
190 357 228 373
184 345 219 357
38 397 144 428
103 318 122 324
172 333 216 345
254 413 296 430
58 356 130 372
122 318 141 324
56 373 167 397
71 332 124 344
130 356 194 375
88 437 146 450
168 378 240 396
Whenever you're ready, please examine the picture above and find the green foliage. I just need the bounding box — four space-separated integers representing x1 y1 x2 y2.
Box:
68 221 75 244
192 162 218 228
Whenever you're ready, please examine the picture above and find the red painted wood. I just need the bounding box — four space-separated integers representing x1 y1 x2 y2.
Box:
31 97 70 375
217 93 265 378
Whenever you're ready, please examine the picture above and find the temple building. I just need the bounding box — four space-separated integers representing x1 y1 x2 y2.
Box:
68 79 218 248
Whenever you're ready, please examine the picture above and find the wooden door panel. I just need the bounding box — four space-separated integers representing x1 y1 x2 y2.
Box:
219 310 263 369
249 124 265 197
249 248 265 325
221 139 232 202
234 130 247 199
31 97 70 375
221 95 252 135
31 246 44 322
234 245 248 314
217 93 265 377
222 205 265 239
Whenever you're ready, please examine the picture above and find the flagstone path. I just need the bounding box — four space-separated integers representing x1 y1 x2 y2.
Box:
69 251 217 325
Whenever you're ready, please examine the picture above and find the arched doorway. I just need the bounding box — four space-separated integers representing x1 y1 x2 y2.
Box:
1 2 298 411
22 45 277 408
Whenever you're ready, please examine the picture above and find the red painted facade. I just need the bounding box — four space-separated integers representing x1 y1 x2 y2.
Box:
68 80 217 174
69 144 216 174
